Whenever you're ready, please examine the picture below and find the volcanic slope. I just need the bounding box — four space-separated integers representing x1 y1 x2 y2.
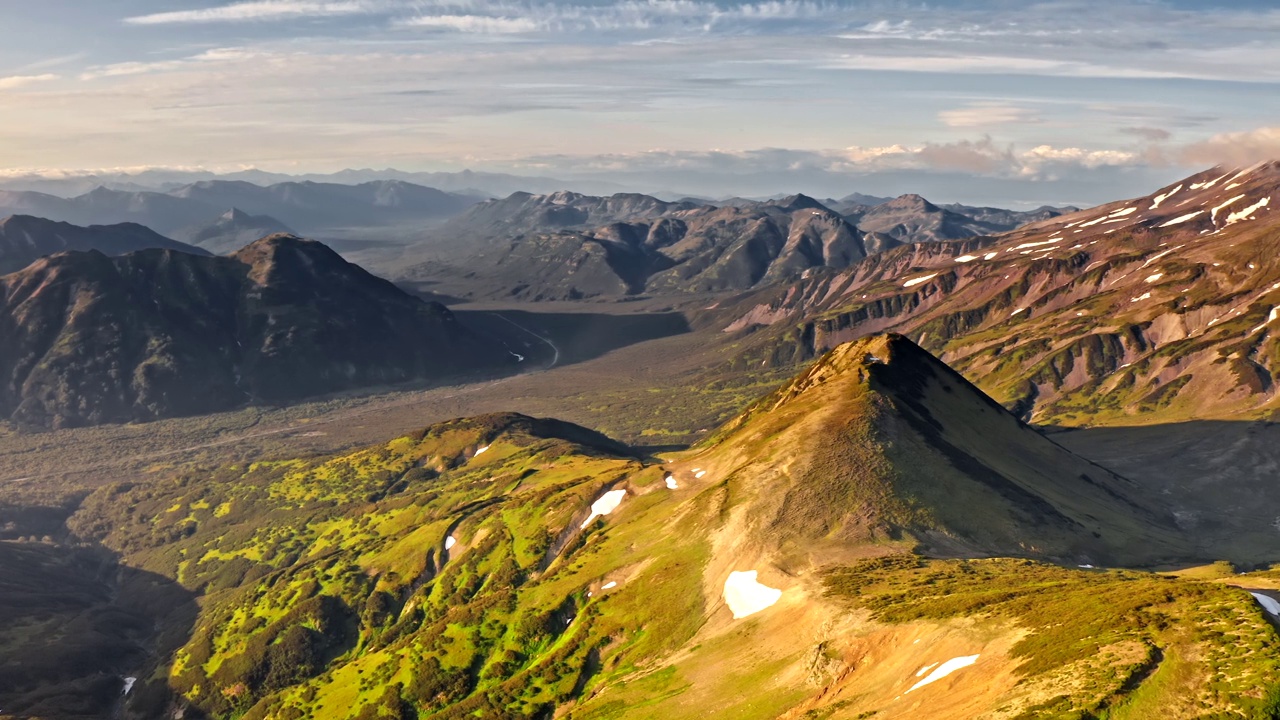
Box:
0 234 515 428
0 214 207 275
49 335 1280 720
725 162 1280 426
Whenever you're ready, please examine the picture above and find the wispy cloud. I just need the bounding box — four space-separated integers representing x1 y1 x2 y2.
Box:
939 104 1041 128
0 74 59 90
398 15 540 34
124 0 374 25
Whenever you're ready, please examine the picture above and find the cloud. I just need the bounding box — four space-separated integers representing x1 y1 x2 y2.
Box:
124 1 374 25
398 15 540 33
1119 126 1172 142
939 104 1040 128
0 74 58 90
1180 127 1280 167
79 48 263 80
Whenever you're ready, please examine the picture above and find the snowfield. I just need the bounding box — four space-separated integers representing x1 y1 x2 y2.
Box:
723 570 782 619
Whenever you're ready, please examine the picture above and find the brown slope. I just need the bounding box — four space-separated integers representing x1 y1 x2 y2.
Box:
724 162 1280 426
682 333 1188 567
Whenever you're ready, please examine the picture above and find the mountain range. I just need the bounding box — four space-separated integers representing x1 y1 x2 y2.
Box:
0 179 482 237
0 235 517 428
392 191 1067 299
0 214 207 276
723 161 1280 426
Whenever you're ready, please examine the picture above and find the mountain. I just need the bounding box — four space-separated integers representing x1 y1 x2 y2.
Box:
0 180 482 237
27 335 1280 719
397 191 866 298
724 162 1280 426
0 214 207 275
0 235 515 428
168 180 482 232
841 193 1074 248
173 208 296 254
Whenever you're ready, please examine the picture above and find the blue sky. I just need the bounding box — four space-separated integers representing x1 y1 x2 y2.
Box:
0 0 1278 203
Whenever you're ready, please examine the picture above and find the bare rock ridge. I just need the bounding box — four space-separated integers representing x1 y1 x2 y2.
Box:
0 234 514 428
725 161 1280 425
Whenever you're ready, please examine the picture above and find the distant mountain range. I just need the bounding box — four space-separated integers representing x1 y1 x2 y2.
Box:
391 190 1071 299
176 208 295 255
0 179 483 237
0 214 207 276
0 168 630 200
723 161 1280 426
0 235 517 428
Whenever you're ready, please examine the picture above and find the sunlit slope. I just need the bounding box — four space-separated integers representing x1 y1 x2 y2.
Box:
59 338 1280 720
727 162 1280 426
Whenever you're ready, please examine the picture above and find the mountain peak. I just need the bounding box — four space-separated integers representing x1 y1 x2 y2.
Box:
885 193 939 212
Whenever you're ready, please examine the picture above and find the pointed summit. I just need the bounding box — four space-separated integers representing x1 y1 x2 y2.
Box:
694 333 1186 565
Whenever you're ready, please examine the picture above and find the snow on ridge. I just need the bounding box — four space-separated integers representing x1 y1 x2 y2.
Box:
1160 210 1204 228
1150 185 1183 210
1224 197 1271 225
580 489 627 528
1011 237 1062 251
1131 292 1152 303
1252 592 1280 617
983 251 999 260
1211 194 1247 222
902 273 939 288
954 255 979 263
723 570 783 619
1145 273 1163 283
907 655 980 693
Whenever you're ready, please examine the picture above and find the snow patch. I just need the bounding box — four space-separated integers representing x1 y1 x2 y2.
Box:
445 536 456 550
1211 194 1247 222
915 662 940 677
723 570 782 619
1252 592 1280 617
474 445 490 457
602 581 617 590
665 475 679 489
580 489 627 528
695 470 707 479
1131 292 1152 303
954 255 979 263
1150 185 1182 210
122 677 137 696
1012 237 1063 251
907 655 980 693
1011 308 1026 316
902 273 938 288
1145 273 1163 283
1160 210 1205 227
983 251 999 260
1224 197 1270 225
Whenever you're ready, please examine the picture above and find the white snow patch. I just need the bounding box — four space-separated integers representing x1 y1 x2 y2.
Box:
510 352 525 362
580 489 627 528
602 581 617 590
695 470 707 479
1131 292 1152 303
665 475 679 489
1225 197 1270 225
1252 592 1280 617
983 252 999 260
723 570 783 619
1150 185 1182 210
915 662 940 677
1211 194 1247 222
1012 237 1063 251
902 273 939 288
907 655 980 693
122 677 137 696
474 445 490 457
1251 307 1280 334
1145 273 1163 283
954 254 979 263
1011 308 1026 316
445 536 457 550
1160 210 1205 227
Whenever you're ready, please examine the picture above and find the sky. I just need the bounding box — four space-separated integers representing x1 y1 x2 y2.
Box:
0 0 1278 204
